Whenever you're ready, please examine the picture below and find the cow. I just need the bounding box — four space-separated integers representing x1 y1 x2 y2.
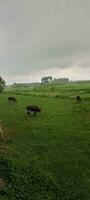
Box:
76 95 81 102
8 96 17 103
26 105 41 116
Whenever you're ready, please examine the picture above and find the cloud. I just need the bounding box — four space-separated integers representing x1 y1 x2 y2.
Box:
0 0 90 82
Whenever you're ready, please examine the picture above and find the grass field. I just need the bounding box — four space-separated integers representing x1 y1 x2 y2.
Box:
0 83 90 200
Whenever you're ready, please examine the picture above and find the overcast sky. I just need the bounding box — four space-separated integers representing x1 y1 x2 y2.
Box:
0 0 90 83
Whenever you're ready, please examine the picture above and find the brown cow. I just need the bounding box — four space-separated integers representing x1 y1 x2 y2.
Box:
26 105 41 116
8 96 17 103
76 96 81 102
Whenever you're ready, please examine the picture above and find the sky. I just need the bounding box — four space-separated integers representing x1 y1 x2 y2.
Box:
0 0 90 83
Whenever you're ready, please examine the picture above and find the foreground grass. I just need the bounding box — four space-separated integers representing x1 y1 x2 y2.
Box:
0 91 90 199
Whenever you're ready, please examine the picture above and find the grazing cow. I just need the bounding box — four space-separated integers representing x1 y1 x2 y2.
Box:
76 95 81 102
26 105 41 116
8 96 17 103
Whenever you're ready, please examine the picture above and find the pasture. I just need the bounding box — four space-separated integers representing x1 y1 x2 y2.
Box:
0 83 90 200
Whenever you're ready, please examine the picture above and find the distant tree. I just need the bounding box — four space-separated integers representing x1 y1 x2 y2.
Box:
41 76 53 85
53 78 69 84
0 76 6 92
12 82 17 87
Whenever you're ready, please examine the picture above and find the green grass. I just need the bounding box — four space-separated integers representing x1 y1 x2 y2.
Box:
0 83 90 199
5 82 90 100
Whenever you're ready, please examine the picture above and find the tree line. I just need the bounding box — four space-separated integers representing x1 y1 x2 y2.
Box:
0 75 69 91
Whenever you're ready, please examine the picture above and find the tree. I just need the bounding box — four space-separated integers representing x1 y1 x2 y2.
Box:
53 78 69 83
41 76 53 85
0 76 6 92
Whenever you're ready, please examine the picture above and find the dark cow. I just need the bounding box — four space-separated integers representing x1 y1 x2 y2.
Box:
76 95 81 102
8 96 17 103
26 105 41 116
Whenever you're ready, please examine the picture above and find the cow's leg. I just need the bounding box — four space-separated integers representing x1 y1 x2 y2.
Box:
27 111 30 115
34 111 36 116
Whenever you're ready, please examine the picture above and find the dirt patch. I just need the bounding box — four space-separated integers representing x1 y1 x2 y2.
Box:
0 120 15 142
5 128 14 140
0 128 15 142
0 178 7 189
0 144 14 153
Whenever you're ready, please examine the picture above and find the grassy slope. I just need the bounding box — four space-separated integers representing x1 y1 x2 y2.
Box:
0 83 90 199
5 82 90 99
